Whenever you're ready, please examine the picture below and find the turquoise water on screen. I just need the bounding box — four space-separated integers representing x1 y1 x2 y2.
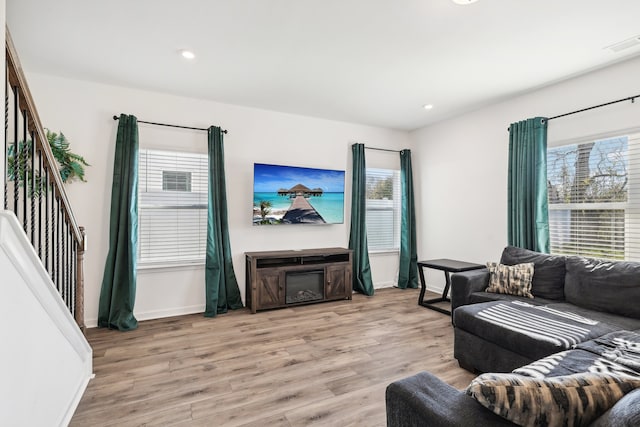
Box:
253 192 344 224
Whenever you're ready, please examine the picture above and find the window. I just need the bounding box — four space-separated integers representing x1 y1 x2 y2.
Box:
547 133 640 261
138 149 208 266
162 171 191 192
366 168 401 251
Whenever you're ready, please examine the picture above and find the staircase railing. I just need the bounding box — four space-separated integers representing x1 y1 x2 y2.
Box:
3 29 86 331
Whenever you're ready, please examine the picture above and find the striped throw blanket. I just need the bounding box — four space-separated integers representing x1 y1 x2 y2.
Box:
476 301 598 349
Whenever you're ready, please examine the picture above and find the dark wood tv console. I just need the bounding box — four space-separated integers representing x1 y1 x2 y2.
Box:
245 247 353 313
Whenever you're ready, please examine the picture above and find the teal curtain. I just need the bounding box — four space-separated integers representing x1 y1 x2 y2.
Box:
98 114 139 331
508 117 550 253
205 126 243 317
348 143 374 296
398 149 418 289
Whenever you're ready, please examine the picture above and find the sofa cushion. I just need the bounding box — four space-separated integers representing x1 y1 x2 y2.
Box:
576 330 640 372
454 301 617 360
564 257 640 319
545 303 640 332
469 292 553 306
486 262 534 298
500 246 566 300
466 372 640 427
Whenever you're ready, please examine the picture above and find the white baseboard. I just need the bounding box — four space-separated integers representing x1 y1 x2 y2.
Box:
136 304 206 322
85 304 206 328
425 283 445 294
375 281 445 294
374 281 396 289
85 282 448 329
61 375 93 426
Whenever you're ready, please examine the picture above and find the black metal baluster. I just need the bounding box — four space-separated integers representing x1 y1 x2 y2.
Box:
71 232 75 316
65 221 70 310
66 228 71 312
71 239 76 318
4 75 8 210
56 197 61 292
44 170 50 273
59 203 64 297
22 108 28 233
30 131 35 245
37 148 43 260
52 193 57 287
68 228 73 313
61 217 66 306
12 85 18 215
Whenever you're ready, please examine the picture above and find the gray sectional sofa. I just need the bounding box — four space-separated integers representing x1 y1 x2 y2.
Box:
453 246 640 373
386 247 640 426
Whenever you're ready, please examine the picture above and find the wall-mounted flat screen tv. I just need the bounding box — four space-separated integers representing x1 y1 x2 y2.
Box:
253 163 345 225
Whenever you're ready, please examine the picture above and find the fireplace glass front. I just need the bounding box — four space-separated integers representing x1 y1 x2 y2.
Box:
285 270 324 304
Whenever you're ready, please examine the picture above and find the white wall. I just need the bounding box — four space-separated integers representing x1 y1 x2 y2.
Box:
26 73 409 326
411 56 640 292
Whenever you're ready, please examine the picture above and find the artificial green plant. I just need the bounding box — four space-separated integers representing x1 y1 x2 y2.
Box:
7 129 89 192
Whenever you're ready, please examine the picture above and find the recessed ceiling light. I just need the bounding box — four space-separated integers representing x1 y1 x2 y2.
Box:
180 50 195 60
452 0 479 4
423 104 434 110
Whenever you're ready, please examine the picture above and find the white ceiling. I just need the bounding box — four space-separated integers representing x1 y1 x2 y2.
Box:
7 0 640 131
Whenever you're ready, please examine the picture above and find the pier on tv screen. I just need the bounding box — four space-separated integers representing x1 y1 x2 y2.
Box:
253 163 345 225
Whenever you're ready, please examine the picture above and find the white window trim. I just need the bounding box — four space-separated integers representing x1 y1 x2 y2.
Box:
137 260 205 272
368 249 400 255
548 132 638 261
549 202 627 210
137 148 208 267
365 168 401 252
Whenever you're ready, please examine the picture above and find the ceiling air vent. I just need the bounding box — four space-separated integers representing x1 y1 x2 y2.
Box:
606 35 640 53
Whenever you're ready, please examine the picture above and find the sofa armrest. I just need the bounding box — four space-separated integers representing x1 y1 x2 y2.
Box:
451 268 490 313
386 371 514 427
590 388 640 427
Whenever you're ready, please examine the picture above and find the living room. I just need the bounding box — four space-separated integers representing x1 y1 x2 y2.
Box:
3 1 640 426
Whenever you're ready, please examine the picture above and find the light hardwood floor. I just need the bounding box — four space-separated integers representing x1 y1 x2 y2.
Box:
71 287 475 427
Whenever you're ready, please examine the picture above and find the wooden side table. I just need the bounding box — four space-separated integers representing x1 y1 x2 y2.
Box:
418 259 485 315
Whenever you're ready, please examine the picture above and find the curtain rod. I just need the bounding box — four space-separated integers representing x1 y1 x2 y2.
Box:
365 146 401 153
112 115 228 134
507 93 639 131
545 93 638 122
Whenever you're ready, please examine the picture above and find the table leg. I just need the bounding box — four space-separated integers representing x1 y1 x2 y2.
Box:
442 271 452 300
418 264 427 305
418 269 452 315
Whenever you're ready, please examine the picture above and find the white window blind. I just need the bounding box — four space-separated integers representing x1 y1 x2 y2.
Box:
547 133 640 261
366 168 401 251
138 149 208 265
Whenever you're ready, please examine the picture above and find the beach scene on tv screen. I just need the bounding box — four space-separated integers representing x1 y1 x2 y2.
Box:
253 163 345 225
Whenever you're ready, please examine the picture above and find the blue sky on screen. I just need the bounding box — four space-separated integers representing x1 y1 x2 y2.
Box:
254 163 345 193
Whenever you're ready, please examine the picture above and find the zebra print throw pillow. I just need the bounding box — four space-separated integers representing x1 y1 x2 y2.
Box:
466 372 640 427
486 262 534 298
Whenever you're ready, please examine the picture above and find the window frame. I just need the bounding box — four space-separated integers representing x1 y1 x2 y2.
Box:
365 167 401 253
547 133 637 261
162 170 192 192
137 148 209 268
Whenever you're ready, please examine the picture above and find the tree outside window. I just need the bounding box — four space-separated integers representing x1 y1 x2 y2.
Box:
547 136 628 260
